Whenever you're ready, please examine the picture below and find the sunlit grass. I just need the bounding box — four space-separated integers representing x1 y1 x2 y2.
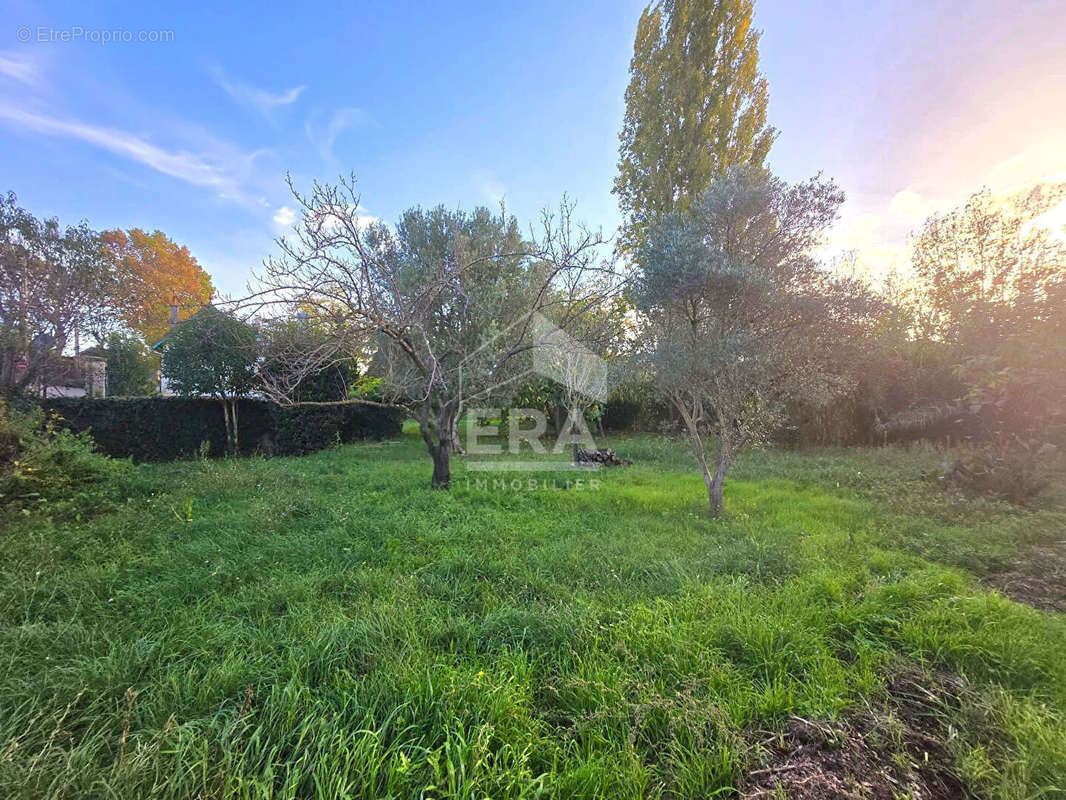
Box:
1 428 1064 798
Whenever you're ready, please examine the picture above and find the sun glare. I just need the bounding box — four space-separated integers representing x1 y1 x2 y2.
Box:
1033 196 1066 243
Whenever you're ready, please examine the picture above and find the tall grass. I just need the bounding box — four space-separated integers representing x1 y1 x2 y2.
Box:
1 429 1064 798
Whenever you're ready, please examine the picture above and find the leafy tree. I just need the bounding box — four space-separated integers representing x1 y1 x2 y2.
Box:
256 175 613 489
913 184 1066 348
160 306 257 453
912 183 1066 446
506 294 628 435
0 192 120 393
636 166 873 514
97 332 157 396
615 0 776 251
102 228 214 345
777 261 957 446
256 314 360 403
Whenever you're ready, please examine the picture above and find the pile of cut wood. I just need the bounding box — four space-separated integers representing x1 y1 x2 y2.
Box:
573 445 632 467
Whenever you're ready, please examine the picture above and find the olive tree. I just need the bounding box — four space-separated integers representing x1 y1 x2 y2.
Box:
253 175 615 489
636 166 874 514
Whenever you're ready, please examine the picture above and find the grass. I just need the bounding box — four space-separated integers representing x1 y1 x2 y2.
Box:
1 424 1065 798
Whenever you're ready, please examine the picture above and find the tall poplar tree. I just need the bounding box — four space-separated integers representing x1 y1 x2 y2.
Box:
615 0 776 251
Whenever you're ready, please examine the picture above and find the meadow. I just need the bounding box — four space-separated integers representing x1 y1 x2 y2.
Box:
1 424 1064 799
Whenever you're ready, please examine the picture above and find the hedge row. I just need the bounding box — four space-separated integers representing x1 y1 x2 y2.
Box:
40 397 404 461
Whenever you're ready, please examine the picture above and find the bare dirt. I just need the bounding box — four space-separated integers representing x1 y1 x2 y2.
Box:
740 670 968 799
984 540 1066 612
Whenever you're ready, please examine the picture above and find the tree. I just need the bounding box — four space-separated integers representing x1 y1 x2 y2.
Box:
528 293 629 433
160 306 257 453
256 313 361 403
912 184 1066 349
636 166 872 514
102 228 214 345
254 175 614 489
911 183 1066 444
98 332 157 396
615 0 776 252
0 192 120 393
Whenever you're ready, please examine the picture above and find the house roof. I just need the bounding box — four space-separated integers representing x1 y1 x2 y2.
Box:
151 307 207 352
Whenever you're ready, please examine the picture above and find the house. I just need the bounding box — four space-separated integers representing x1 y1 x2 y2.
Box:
150 299 206 395
31 354 108 398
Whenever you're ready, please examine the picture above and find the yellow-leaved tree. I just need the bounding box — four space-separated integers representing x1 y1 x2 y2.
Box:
102 229 214 345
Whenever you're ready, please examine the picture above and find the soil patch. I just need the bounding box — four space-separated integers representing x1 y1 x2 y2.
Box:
984 540 1066 611
740 670 968 799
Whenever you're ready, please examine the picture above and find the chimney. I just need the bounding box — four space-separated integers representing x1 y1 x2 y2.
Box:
169 295 179 326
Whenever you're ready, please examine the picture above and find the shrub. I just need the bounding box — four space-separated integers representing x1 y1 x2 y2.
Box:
96 331 158 396
268 402 406 455
0 400 130 517
778 394 880 448
38 397 403 462
601 379 677 432
940 438 1057 504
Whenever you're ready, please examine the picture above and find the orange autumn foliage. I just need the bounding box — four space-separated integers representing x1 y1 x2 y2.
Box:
102 229 214 344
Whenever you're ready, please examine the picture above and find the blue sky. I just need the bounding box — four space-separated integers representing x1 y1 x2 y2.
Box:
2 0 1065 294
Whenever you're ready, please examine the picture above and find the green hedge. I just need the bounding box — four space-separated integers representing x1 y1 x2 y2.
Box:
39 397 403 461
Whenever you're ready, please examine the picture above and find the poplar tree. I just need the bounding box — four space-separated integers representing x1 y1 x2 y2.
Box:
615 0 776 251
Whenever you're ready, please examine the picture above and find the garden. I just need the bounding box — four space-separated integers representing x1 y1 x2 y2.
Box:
1 419 1065 798
2 0 1066 797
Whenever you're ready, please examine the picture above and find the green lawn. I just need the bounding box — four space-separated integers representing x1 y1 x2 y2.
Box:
2 426 1065 798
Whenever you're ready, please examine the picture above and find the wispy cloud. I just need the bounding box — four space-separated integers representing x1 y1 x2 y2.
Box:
0 103 263 204
307 107 369 164
209 64 305 114
828 134 1066 283
0 51 41 86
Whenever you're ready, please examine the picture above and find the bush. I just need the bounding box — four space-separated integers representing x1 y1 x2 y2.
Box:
940 438 1057 504
601 379 677 432
0 401 130 517
38 397 403 462
778 394 880 447
340 403 403 441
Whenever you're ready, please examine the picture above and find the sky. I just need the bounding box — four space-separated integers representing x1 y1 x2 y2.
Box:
1 0 1065 295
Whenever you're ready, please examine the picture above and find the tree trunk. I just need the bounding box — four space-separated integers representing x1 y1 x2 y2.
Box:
430 441 451 489
673 395 731 516
707 456 728 515
231 398 240 453
693 448 729 515
220 398 239 455
418 400 458 489
220 399 231 455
